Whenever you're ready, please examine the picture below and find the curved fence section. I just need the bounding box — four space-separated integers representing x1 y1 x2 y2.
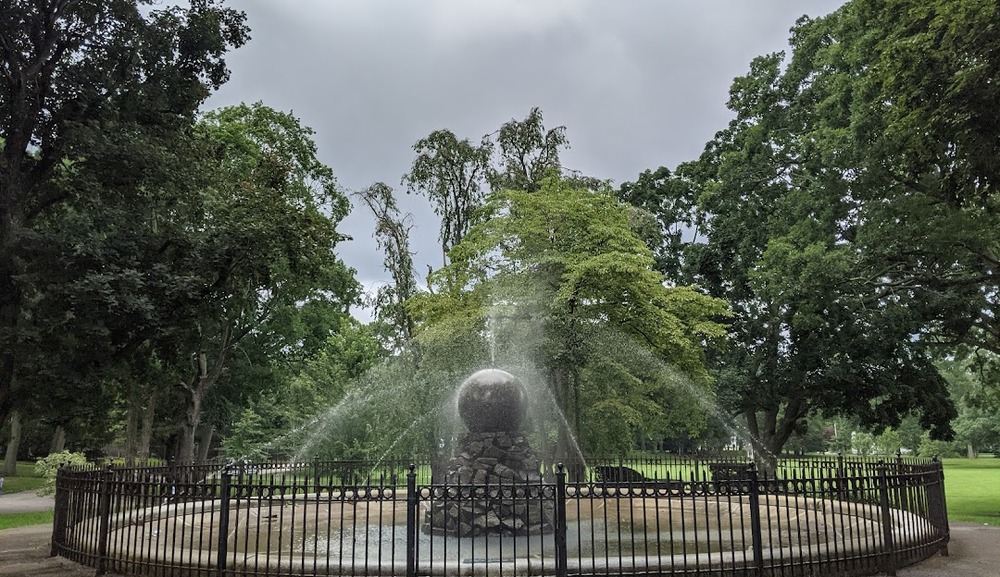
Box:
51 455 949 576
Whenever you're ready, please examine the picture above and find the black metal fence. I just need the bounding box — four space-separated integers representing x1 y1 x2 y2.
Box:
50 455 949 576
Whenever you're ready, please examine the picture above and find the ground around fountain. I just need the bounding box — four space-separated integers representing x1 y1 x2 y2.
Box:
2 490 998 576
2 520 998 576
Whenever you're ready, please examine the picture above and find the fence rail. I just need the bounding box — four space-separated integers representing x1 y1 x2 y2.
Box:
51 455 949 576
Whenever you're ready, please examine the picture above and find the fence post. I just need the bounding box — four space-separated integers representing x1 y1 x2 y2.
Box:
216 467 232 577
747 465 765 576
928 457 950 556
406 464 417 577
95 464 114 576
555 463 568 577
50 465 68 557
877 462 897 576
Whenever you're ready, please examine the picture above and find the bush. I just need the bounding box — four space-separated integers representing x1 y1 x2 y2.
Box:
34 451 91 496
916 433 961 459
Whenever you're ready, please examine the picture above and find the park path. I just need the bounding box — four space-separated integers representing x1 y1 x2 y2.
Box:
0 492 53 515
892 522 1000 577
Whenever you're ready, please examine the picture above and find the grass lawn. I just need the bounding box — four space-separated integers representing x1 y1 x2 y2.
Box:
2 461 47 494
941 456 1000 526
0 461 50 529
0 510 53 530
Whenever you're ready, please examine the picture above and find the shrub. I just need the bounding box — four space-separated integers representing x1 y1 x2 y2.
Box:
34 451 91 496
916 433 961 459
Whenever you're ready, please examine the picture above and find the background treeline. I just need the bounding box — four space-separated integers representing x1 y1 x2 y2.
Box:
2 0 998 474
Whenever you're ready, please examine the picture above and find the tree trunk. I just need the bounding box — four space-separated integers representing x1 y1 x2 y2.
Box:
140 394 156 463
124 383 142 467
2 410 21 475
0 272 22 433
49 426 66 454
196 423 214 464
551 367 569 462
178 330 231 465
744 397 808 473
967 442 978 459
178 391 202 465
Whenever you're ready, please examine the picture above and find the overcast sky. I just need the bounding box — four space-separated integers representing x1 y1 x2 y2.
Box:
205 1 845 318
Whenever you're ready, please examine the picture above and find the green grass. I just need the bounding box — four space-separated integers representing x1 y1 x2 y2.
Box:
0 461 51 530
0 510 53 530
2 461 46 494
941 456 1000 526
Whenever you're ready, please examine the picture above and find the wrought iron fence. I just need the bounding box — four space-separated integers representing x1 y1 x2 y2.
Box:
51 455 949 576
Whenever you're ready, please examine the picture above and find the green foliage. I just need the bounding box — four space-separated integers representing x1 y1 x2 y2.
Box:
149 102 360 463
938 357 1000 457
825 432 853 456
281 347 480 463
221 320 383 461
33 451 90 496
356 183 418 350
0 0 248 433
917 433 961 459
403 108 577 267
850 432 876 457
616 0 1000 458
410 178 729 458
783 416 831 455
873 428 902 456
404 130 492 260
487 107 568 193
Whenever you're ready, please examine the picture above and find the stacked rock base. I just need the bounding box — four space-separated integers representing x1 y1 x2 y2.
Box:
424 431 555 537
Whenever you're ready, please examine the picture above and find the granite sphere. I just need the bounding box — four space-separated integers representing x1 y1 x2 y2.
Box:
457 369 528 432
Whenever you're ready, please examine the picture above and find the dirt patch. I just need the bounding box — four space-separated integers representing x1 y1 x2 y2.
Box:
0 524 124 576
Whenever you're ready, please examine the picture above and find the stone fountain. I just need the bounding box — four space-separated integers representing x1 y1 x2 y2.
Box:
424 368 555 537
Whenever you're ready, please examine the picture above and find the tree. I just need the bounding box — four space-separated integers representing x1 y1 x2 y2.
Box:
221 317 383 461
402 108 577 272
618 166 701 279
0 0 248 431
618 1 980 461
938 357 1000 458
403 130 491 265
840 0 1000 366
163 103 357 464
356 182 417 351
488 107 569 193
410 179 729 462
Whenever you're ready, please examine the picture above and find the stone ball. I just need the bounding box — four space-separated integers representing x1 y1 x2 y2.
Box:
457 369 528 432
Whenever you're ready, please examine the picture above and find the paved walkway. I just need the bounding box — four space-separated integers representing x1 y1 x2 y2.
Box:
1 491 997 576
0 492 53 515
894 523 1000 577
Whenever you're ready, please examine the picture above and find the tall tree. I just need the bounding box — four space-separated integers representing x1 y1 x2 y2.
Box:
488 107 569 193
403 130 491 265
356 182 417 351
839 0 1000 360
0 0 248 431
165 103 357 464
411 179 728 462
618 0 995 459
402 108 576 272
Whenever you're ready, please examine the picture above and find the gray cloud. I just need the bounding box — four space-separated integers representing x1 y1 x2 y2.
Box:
205 1 844 316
